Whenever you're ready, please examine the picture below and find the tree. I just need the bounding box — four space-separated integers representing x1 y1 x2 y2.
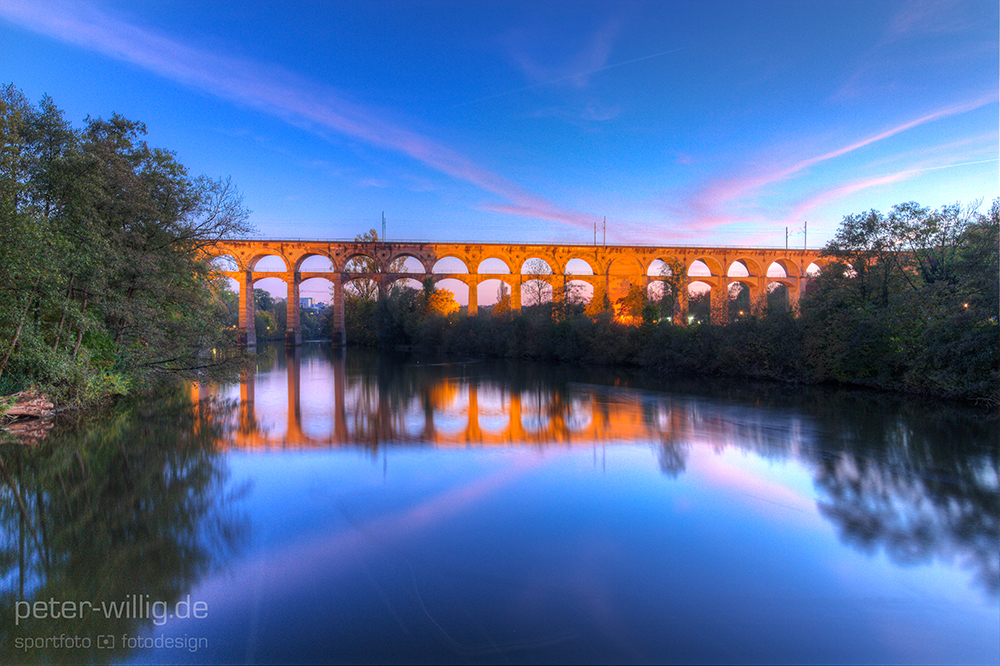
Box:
616 284 648 324
490 282 511 317
654 258 686 321
421 279 459 317
522 258 553 307
729 282 751 321
585 282 612 319
0 87 253 403
820 207 916 308
801 199 998 400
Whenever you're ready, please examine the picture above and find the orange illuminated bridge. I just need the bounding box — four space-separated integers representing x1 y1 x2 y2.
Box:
207 239 827 346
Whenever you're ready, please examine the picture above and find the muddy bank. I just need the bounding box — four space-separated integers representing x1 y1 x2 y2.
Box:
1 389 55 444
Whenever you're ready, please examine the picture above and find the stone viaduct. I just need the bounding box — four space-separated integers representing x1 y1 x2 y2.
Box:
207 239 828 346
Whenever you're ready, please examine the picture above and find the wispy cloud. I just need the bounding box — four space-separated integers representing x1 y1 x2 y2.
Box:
835 0 992 101
677 95 995 233
886 0 979 38
504 16 623 89
781 157 1000 226
456 45 683 110
0 0 599 230
781 172 913 226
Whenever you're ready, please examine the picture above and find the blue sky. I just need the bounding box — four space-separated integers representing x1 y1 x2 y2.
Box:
2 0 997 252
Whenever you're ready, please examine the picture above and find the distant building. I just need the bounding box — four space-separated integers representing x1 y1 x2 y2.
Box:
299 298 328 314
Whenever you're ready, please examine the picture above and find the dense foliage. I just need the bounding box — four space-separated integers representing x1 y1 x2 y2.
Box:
0 87 253 406
343 200 998 404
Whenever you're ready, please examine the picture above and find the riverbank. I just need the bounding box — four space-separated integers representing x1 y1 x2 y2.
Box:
348 306 998 407
0 389 56 444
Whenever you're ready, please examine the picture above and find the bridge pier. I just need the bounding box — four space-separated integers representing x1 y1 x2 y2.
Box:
286 346 303 441
674 289 687 325
286 274 302 346
468 281 478 316
238 270 257 347
331 275 346 346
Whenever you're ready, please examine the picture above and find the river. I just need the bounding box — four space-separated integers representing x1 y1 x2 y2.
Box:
2 341 997 664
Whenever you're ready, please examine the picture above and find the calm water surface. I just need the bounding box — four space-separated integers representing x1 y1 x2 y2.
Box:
2 342 997 664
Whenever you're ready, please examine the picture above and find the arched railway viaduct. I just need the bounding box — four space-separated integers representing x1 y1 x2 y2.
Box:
207 239 827 346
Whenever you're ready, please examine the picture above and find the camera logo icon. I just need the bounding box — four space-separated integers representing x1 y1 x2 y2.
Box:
97 635 115 649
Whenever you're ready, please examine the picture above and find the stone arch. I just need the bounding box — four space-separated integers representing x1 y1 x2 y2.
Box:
647 257 682 276
433 278 469 308
686 280 713 324
726 257 762 277
520 257 555 275
767 259 799 278
342 251 378 273
343 274 381 299
477 257 512 274
687 257 723 277
388 252 430 274
295 252 335 272
521 278 554 306
249 253 289 272
602 254 645 304
805 262 822 277
766 281 791 312
298 276 336 340
432 256 470 274
562 257 595 275
727 279 754 320
249 275 289 339
299 276 335 304
564 278 594 307
209 253 240 272
477 278 515 307
602 254 645 277
768 277 797 289
387 276 423 293
520 257 556 306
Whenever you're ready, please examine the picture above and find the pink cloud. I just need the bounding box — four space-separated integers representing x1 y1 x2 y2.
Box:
781 172 914 227
0 0 596 229
677 95 995 233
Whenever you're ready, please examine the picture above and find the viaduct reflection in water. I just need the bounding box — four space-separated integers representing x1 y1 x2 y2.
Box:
197 346 724 450
198 345 999 599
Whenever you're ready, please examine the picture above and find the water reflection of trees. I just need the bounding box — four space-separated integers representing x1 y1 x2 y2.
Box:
807 398 999 598
640 388 998 599
241 345 1000 599
0 392 247 664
